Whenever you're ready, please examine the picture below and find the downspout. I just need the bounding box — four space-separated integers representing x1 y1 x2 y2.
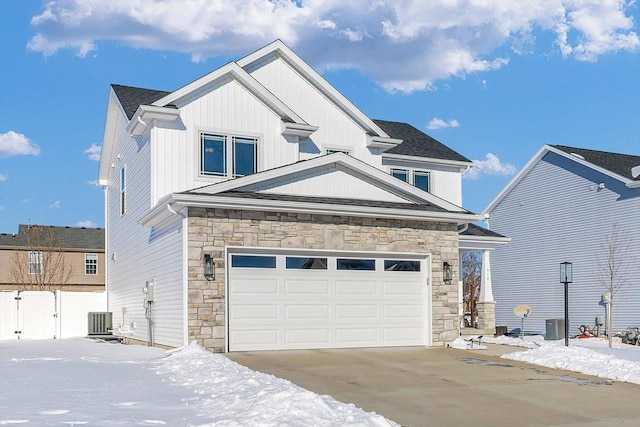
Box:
167 203 187 219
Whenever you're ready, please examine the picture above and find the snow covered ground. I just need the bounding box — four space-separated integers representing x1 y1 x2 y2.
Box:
0 338 396 426
450 335 640 385
2 336 639 426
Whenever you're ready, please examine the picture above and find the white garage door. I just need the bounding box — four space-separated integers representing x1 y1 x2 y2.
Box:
228 251 429 351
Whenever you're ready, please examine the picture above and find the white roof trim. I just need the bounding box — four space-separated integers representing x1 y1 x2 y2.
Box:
482 144 640 215
383 153 474 168
367 135 403 150
126 105 182 136
98 88 125 186
140 192 481 228
459 234 511 251
282 122 319 138
237 40 390 138
184 152 466 211
150 62 311 128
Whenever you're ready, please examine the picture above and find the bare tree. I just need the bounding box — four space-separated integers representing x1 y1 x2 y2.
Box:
461 251 482 328
10 225 73 291
594 224 633 348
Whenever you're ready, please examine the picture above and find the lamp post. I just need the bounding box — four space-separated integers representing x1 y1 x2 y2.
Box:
560 262 573 347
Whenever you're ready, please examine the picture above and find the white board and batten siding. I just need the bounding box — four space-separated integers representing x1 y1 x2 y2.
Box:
227 248 431 351
245 53 381 167
151 77 299 205
489 152 640 334
106 106 186 349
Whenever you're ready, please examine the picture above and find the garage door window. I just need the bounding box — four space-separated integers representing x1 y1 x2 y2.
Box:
231 255 276 268
286 257 328 270
384 260 421 271
337 258 375 270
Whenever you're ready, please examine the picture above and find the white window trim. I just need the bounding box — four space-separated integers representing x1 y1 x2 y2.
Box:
120 165 126 216
85 253 98 276
28 251 43 275
197 129 261 180
389 167 432 192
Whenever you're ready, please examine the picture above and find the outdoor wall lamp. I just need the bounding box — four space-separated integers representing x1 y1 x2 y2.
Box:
204 253 215 281
443 261 453 285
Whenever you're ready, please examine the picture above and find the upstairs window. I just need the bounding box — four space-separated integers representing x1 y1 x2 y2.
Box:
390 168 409 183
413 171 431 192
390 168 431 193
28 251 43 275
201 132 257 178
85 253 98 275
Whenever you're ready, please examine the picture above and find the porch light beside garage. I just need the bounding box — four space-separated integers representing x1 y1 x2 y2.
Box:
443 261 453 284
204 253 215 281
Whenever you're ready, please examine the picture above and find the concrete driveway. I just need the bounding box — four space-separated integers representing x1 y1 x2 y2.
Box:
227 344 640 427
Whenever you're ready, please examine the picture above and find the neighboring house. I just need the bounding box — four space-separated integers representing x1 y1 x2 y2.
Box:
0 224 105 292
483 145 640 335
98 40 504 352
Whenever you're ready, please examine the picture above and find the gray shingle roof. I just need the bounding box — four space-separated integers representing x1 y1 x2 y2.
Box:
553 145 640 181
460 223 506 238
111 84 170 120
186 190 469 213
0 225 104 251
374 119 471 163
110 84 471 164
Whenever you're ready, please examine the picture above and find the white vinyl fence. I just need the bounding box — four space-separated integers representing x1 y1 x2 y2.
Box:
0 291 107 340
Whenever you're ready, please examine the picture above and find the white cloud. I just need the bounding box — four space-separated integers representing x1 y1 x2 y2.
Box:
0 173 7 182
75 220 97 228
25 1 640 93
464 153 517 180
427 118 460 130
84 144 102 161
87 179 98 186
0 131 40 158
49 201 61 209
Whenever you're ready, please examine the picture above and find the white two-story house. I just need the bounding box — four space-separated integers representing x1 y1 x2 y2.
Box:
98 40 501 352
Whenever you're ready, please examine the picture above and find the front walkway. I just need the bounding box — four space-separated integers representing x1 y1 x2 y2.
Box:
228 345 640 427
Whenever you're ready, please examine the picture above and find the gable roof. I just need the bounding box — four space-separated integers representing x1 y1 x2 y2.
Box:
483 144 640 215
552 145 640 181
100 40 475 184
375 120 472 164
0 225 104 251
140 153 481 227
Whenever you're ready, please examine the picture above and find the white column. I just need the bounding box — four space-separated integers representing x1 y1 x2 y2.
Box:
479 250 494 302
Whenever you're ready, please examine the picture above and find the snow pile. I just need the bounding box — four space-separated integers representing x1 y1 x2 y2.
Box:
0 338 397 426
448 337 486 350
464 334 640 385
154 341 398 427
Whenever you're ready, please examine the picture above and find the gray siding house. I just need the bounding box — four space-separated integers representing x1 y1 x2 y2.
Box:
483 145 640 336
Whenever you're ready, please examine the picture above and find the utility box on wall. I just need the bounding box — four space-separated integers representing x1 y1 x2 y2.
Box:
545 318 565 340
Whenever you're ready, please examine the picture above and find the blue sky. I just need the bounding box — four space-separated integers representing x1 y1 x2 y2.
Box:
1 0 639 233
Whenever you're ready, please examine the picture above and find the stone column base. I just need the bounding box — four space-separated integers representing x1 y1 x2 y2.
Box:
476 301 496 332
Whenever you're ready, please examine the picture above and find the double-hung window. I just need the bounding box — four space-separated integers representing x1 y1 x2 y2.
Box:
85 253 98 275
28 251 43 275
201 132 257 178
390 168 431 192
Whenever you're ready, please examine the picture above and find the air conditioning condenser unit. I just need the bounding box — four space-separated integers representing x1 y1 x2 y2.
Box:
88 312 113 335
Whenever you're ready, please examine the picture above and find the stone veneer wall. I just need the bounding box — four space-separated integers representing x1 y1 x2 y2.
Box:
187 207 460 352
